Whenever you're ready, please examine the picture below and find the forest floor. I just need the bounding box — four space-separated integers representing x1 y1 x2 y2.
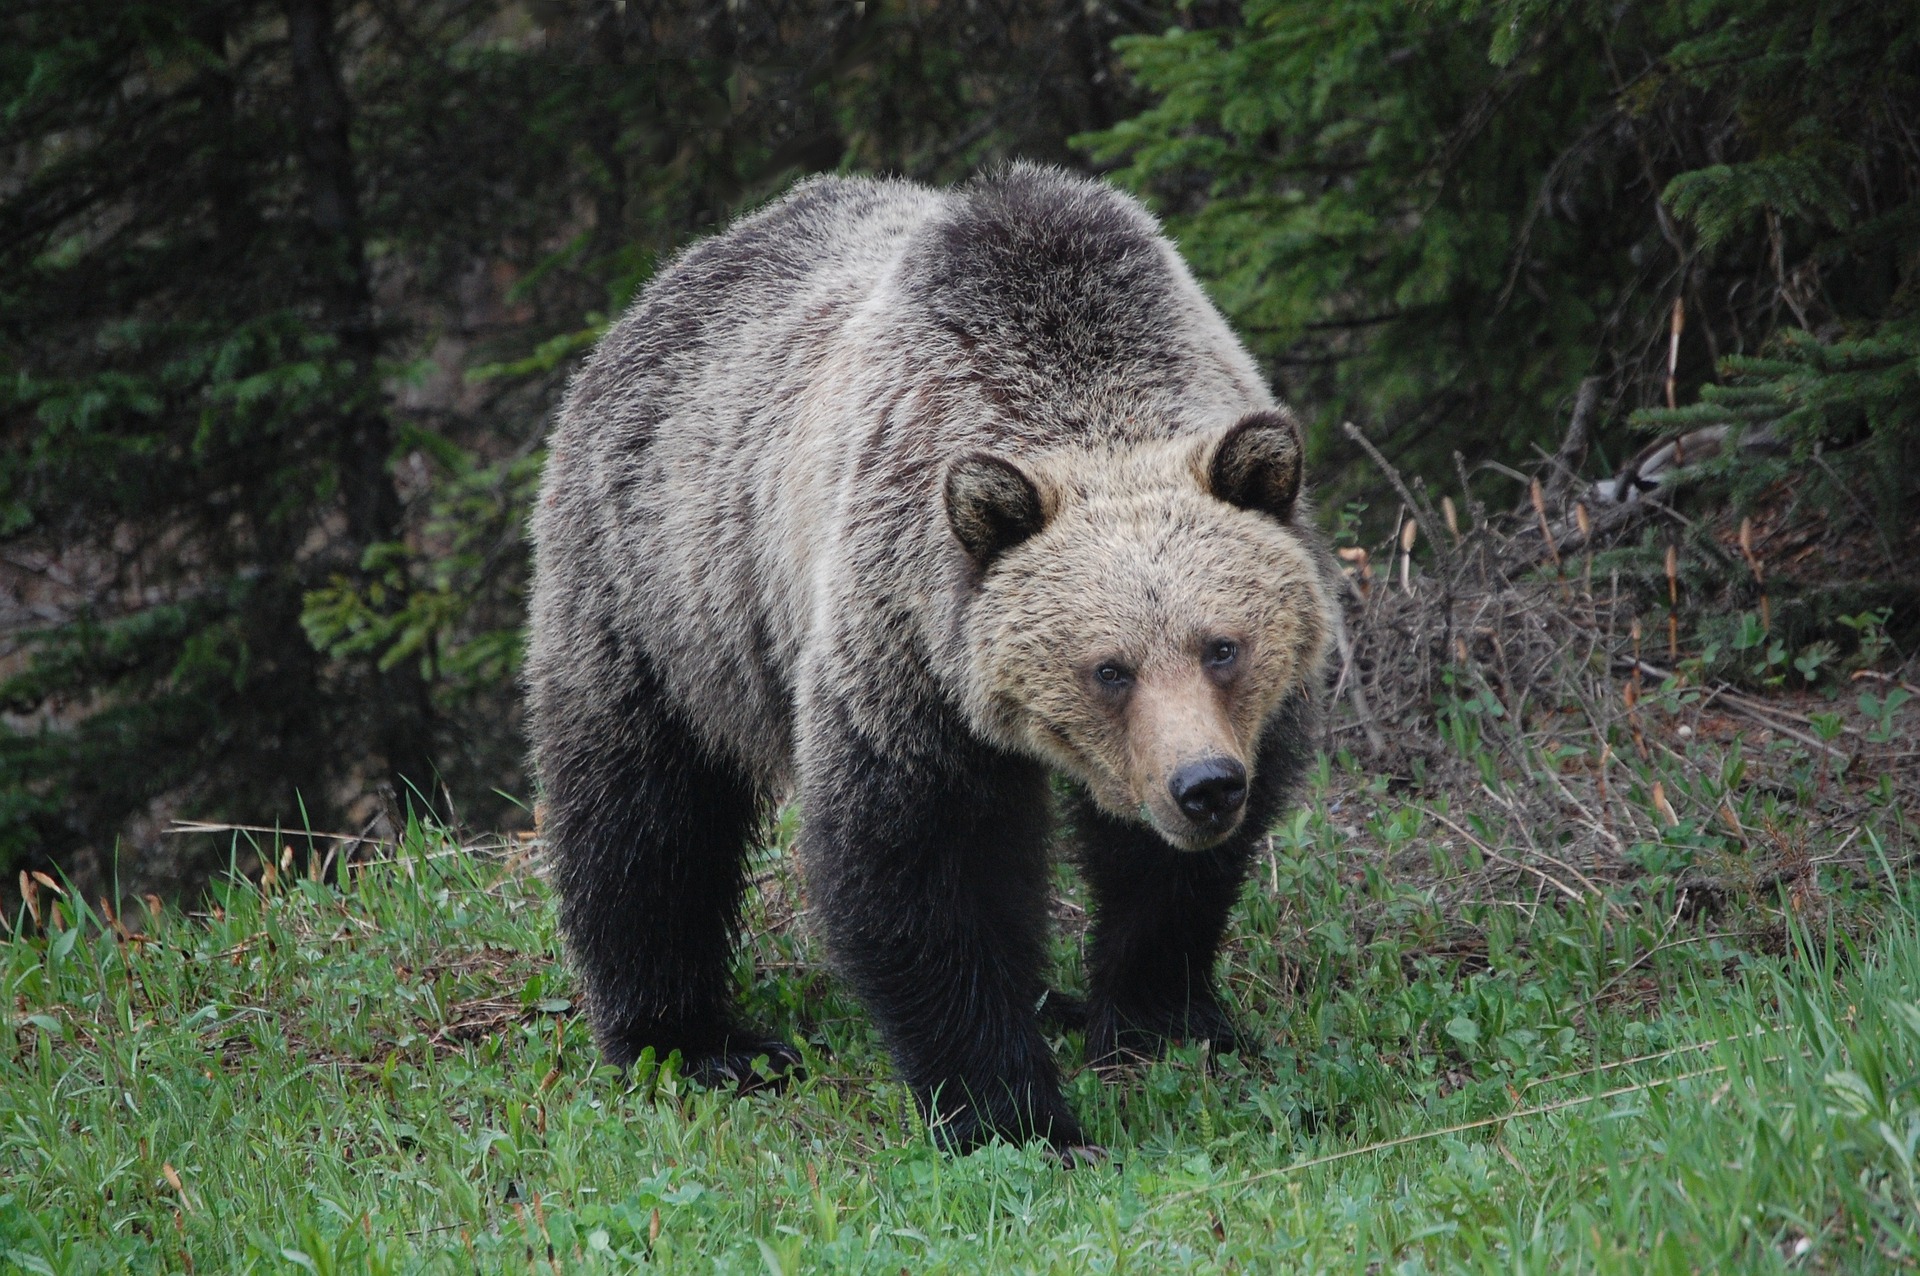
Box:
3 687 1917 1272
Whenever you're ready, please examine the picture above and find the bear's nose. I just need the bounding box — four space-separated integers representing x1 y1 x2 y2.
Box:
1169 758 1248 822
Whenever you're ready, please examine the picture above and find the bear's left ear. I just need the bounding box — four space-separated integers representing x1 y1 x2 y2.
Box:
1207 409 1303 524
945 452 1050 571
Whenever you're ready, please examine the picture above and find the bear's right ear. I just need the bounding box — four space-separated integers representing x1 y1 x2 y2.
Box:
1208 409 1303 524
944 452 1049 571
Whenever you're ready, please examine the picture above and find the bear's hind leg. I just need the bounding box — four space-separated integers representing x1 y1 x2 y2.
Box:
536 673 798 1088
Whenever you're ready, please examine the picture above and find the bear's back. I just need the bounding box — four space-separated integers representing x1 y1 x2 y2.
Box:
554 165 1264 481
560 175 938 451
532 175 950 784
895 167 1258 437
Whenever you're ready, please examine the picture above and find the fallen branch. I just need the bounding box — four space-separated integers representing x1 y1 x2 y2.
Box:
1419 805 1593 911
1510 493 1652 570
1330 610 1388 757
1615 659 1852 761
1544 376 1601 506
167 819 366 842
1343 421 1457 579
1598 930 1770 996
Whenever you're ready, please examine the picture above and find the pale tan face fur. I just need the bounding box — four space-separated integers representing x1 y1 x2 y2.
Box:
957 434 1332 851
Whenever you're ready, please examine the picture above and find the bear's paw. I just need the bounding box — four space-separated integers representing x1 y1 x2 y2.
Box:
681 1036 807 1094
1086 994 1248 1068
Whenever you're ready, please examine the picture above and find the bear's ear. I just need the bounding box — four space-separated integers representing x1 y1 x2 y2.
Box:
1208 409 1303 524
945 452 1049 570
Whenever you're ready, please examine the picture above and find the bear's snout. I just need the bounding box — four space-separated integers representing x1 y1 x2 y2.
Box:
1169 757 1248 825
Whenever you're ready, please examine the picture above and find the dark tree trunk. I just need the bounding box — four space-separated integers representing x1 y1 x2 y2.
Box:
588 4 629 257
284 0 438 810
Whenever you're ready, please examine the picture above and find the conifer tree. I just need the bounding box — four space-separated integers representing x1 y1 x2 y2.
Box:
1086 0 1919 526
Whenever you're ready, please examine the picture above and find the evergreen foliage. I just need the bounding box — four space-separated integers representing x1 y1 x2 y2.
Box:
3 0 421 883
1085 0 1920 519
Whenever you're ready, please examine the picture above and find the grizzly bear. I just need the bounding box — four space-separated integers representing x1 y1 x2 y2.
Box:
526 164 1334 1156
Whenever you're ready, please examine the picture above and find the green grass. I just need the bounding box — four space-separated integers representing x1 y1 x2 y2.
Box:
4 786 1919 1273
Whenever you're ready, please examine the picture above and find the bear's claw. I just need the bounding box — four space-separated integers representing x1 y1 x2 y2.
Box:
684 1039 806 1093
1058 1143 1111 1170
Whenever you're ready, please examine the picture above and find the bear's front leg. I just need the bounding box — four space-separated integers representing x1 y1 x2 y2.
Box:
1073 701 1314 1064
799 702 1085 1154
1073 801 1255 1064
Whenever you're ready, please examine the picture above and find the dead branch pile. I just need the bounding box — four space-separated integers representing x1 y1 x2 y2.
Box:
1320 424 1915 917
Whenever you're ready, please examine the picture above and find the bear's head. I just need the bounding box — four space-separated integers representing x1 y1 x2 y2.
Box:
946 410 1333 851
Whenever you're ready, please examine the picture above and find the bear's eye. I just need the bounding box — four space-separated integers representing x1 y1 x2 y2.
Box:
1205 639 1239 668
1093 661 1133 689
